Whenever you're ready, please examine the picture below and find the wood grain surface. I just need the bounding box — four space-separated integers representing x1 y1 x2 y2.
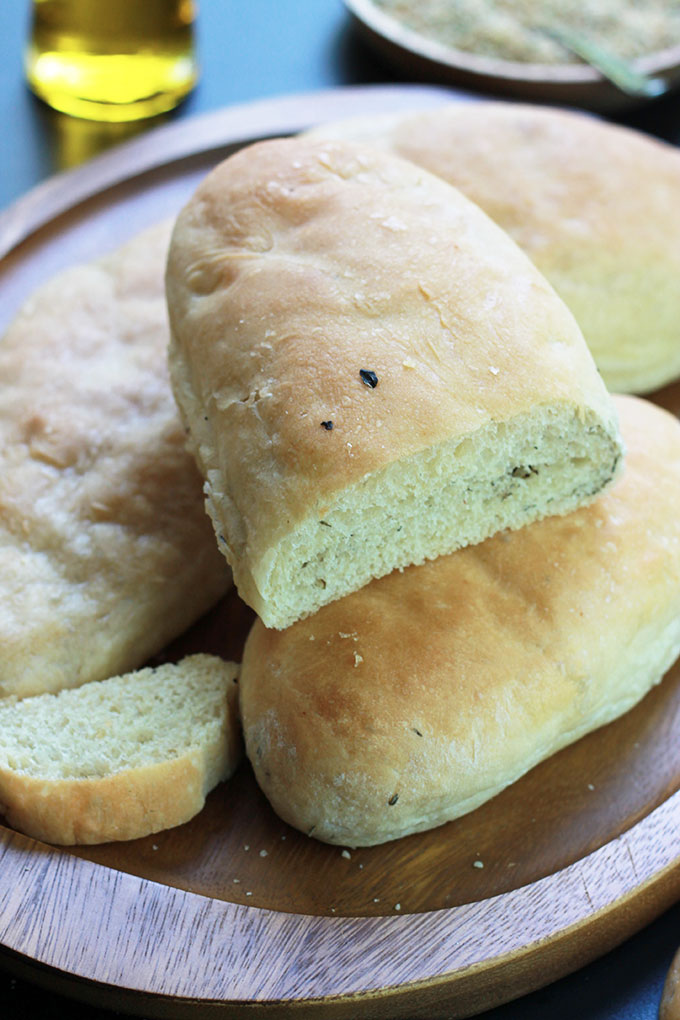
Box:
0 86 679 1019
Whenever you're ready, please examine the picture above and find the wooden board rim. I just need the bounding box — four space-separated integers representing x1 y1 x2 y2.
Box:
0 786 679 1012
0 84 464 262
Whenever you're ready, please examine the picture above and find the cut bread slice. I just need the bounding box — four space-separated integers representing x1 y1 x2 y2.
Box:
240 395 680 846
166 136 623 630
0 654 241 845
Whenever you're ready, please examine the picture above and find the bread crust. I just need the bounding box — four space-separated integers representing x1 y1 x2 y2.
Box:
307 102 680 394
0 223 230 698
240 395 680 846
0 655 241 845
166 136 621 628
0 756 213 845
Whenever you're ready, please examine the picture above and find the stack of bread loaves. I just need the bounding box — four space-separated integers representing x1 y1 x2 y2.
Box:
2 107 679 850
164 131 680 846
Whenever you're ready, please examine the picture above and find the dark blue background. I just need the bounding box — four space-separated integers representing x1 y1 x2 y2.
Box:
1 2 679 1017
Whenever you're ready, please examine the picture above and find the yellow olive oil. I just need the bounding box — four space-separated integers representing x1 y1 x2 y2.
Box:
25 0 198 121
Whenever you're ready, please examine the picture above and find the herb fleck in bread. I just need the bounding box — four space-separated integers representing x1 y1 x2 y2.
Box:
0 221 230 699
240 396 680 847
166 136 622 630
0 655 241 845
307 101 680 394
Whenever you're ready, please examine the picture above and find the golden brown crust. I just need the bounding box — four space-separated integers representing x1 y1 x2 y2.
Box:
0 222 230 699
307 102 680 394
0 756 209 845
166 136 620 628
240 395 680 846
0 656 242 845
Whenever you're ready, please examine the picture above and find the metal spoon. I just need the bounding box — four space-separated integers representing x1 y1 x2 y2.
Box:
538 24 669 98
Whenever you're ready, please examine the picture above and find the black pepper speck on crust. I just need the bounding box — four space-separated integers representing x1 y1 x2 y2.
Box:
320 420 334 430
359 369 379 388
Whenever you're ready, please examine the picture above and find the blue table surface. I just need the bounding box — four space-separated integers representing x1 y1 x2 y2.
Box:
1 2 679 1018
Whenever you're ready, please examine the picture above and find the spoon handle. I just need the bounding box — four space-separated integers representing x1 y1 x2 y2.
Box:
539 25 667 97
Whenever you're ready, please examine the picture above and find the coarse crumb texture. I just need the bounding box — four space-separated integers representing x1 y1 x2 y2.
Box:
307 102 680 395
0 222 230 699
0 655 241 845
166 136 622 630
240 396 680 846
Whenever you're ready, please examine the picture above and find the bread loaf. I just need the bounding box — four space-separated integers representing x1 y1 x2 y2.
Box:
307 102 680 394
240 395 680 846
0 654 241 845
0 222 230 699
166 136 622 630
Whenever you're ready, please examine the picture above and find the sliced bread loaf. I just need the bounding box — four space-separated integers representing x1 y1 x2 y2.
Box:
0 654 241 845
166 136 623 630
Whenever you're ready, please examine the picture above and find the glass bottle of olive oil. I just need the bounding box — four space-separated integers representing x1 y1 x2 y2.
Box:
25 0 198 122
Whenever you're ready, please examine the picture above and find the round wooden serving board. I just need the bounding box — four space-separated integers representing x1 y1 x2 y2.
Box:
0 86 679 1020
